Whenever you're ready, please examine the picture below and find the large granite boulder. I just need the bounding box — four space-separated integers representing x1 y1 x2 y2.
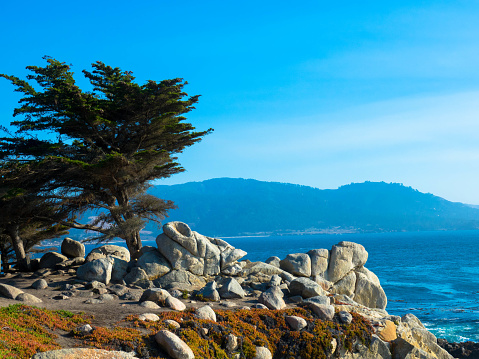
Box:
39 252 68 269
280 253 311 277
308 248 329 277
124 267 149 286
61 237 85 258
354 272 387 310
156 233 205 275
196 281 221 301
77 257 114 284
0 283 24 299
85 245 130 263
289 277 326 298
394 313 453 359
109 256 128 282
330 271 357 297
258 286 286 310
156 222 246 277
136 249 171 280
153 269 206 290
328 241 368 283
218 277 245 299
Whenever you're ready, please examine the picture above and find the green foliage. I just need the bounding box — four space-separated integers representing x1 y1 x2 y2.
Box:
0 304 373 358
0 160 70 270
0 305 91 358
1 57 212 257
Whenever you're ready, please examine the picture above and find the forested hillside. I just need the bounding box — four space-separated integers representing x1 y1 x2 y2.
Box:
144 178 479 236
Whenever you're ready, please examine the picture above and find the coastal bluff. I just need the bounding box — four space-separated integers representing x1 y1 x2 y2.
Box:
0 221 454 359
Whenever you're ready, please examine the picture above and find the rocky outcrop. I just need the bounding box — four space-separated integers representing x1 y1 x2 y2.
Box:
1 222 456 359
156 222 246 277
438 339 479 359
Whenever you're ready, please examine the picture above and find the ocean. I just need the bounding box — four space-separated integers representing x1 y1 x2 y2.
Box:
75 230 479 342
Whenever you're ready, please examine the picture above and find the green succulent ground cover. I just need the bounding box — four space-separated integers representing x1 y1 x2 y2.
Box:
0 304 373 359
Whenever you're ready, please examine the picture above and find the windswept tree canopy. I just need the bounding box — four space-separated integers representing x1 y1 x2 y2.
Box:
0 56 212 258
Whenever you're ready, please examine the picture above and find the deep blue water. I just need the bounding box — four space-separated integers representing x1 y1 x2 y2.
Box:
56 230 479 342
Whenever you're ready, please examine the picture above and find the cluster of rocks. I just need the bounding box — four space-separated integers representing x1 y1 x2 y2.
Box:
438 339 479 359
0 221 457 359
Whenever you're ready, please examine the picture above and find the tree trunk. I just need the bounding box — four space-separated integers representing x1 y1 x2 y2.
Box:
125 232 142 260
7 224 29 271
116 190 142 259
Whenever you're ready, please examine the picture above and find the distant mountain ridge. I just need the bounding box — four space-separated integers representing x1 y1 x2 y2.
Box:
145 178 479 237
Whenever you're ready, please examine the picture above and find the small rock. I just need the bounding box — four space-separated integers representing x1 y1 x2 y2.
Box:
52 295 70 300
15 293 43 303
377 320 397 342
76 324 94 335
87 280 106 290
164 319 181 329
169 289 184 298
98 293 116 301
196 305 217 322
77 291 93 298
61 290 77 297
140 288 170 303
33 269 52 278
338 311 353 324
166 296 186 311
84 298 103 304
268 274 282 287
285 315 307 331
251 303 268 309
31 279 48 290
60 283 73 291
140 301 161 309
309 303 335 321
220 301 237 308
155 330 195 359
109 284 129 296
265 256 280 268
302 295 330 306
226 334 238 352
138 313 160 321
92 288 108 295
288 295 303 303
121 291 142 301
254 346 273 359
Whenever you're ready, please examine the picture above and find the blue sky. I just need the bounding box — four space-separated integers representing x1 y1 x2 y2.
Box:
1 1 479 203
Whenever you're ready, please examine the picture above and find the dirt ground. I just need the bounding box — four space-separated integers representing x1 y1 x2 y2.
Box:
0 270 266 328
